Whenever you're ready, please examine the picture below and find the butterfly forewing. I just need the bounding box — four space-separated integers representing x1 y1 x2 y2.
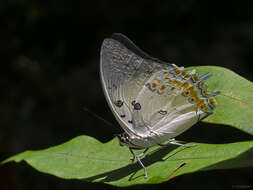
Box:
100 34 172 136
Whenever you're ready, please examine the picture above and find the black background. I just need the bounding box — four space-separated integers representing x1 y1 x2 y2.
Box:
1 1 253 189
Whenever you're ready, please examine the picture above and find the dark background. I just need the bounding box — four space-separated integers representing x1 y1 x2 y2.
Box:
1 1 253 189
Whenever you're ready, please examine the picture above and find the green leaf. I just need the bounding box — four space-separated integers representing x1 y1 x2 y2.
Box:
189 66 253 135
2 135 253 186
2 66 253 186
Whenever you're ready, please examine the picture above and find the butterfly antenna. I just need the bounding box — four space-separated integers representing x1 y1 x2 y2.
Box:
82 106 116 129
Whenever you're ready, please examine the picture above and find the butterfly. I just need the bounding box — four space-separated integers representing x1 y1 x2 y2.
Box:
100 33 220 177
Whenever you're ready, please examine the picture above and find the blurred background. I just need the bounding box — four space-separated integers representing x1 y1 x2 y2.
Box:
1 1 253 189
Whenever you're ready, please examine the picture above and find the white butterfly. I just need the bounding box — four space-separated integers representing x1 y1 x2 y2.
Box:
100 33 219 177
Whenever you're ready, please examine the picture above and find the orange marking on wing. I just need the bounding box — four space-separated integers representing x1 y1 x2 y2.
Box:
134 66 139 71
189 94 201 104
154 78 161 83
119 57 123 61
198 100 209 112
199 82 205 88
147 70 153 75
188 86 196 96
188 86 198 98
173 68 180 75
152 83 157 88
203 90 210 96
181 71 190 78
170 87 176 91
184 74 190 78
181 82 190 90
163 72 168 75
165 77 172 83
193 74 200 82
124 63 129 67
195 96 201 103
198 100 205 105
190 96 201 104
209 98 217 107
193 105 199 111
174 80 181 86
200 104 209 112
160 85 166 91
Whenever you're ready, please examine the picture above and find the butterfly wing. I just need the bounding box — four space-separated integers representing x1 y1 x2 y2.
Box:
100 33 219 144
100 33 171 136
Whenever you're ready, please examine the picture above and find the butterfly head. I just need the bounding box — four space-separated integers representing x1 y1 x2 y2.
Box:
115 132 141 149
115 132 131 146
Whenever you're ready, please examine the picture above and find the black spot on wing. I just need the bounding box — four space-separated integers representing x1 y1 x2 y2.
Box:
115 100 123 107
134 102 141 110
158 110 167 115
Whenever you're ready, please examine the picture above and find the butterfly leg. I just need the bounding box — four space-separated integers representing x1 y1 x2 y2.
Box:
129 148 149 178
129 147 149 161
159 138 195 148
129 148 136 162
